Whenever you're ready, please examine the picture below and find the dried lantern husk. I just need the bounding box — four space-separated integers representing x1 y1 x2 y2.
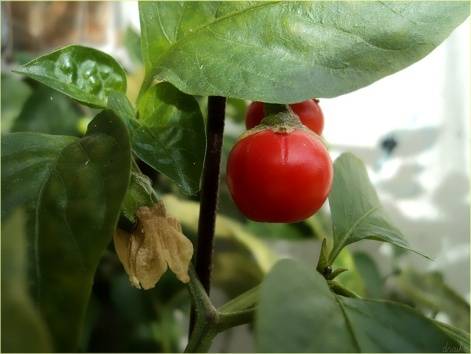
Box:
113 201 193 289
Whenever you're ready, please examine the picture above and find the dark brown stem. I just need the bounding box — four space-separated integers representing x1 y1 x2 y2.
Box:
189 96 226 336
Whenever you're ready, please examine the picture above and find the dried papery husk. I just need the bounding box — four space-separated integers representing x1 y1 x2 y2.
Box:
113 201 193 289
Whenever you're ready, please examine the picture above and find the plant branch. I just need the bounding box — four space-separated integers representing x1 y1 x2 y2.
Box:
189 95 226 339
185 267 218 353
194 95 226 293
185 268 256 353
263 103 288 115
217 309 255 332
328 280 360 298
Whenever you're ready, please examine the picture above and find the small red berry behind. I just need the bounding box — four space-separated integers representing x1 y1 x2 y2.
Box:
245 100 324 135
290 99 324 135
227 127 333 223
245 101 265 130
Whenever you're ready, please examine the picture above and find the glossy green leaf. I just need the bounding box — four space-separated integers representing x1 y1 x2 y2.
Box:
328 153 418 264
140 2 469 102
256 259 465 352
108 86 205 195
14 45 126 108
2 210 52 352
11 84 82 136
1 111 131 351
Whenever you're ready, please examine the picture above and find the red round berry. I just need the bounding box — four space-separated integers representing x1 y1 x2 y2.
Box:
227 127 333 223
245 100 324 135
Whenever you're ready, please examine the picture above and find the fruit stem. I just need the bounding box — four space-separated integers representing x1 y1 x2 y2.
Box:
189 96 226 334
263 103 288 115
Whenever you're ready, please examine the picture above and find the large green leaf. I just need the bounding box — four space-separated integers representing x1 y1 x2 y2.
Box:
108 86 205 195
2 210 52 352
1 111 131 351
256 259 467 352
1 134 76 220
11 84 82 136
435 321 470 353
139 2 468 102
327 153 417 264
139 1 219 83
14 45 126 108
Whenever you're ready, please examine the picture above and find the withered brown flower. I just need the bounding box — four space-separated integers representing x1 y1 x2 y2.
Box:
114 201 193 289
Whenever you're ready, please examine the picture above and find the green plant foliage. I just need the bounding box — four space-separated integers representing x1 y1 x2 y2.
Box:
391 269 470 331
244 221 309 240
108 87 206 195
1 210 52 352
139 2 469 102
353 251 384 299
1 111 131 351
2 3 470 352
1 73 32 133
11 84 82 136
14 45 127 108
1 134 76 220
435 322 470 353
327 153 419 264
256 259 467 352
331 249 365 297
124 27 143 66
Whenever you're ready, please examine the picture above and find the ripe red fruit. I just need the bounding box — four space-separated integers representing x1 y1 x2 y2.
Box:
226 127 333 223
245 100 324 135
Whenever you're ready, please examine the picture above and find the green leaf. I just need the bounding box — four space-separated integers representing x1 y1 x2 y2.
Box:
108 86 206 195
1 73 32 133
1 134 76 220
391 269 470 331
353 251 384 299
139 2 469 102
1 111 131 351
2 210 52 352
328 153 420 263
11 84 82 136
14 45 126 108
434 321 470 353
331 249 365 296
124 26 143 66
139 1 220 84
256 259 466 352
